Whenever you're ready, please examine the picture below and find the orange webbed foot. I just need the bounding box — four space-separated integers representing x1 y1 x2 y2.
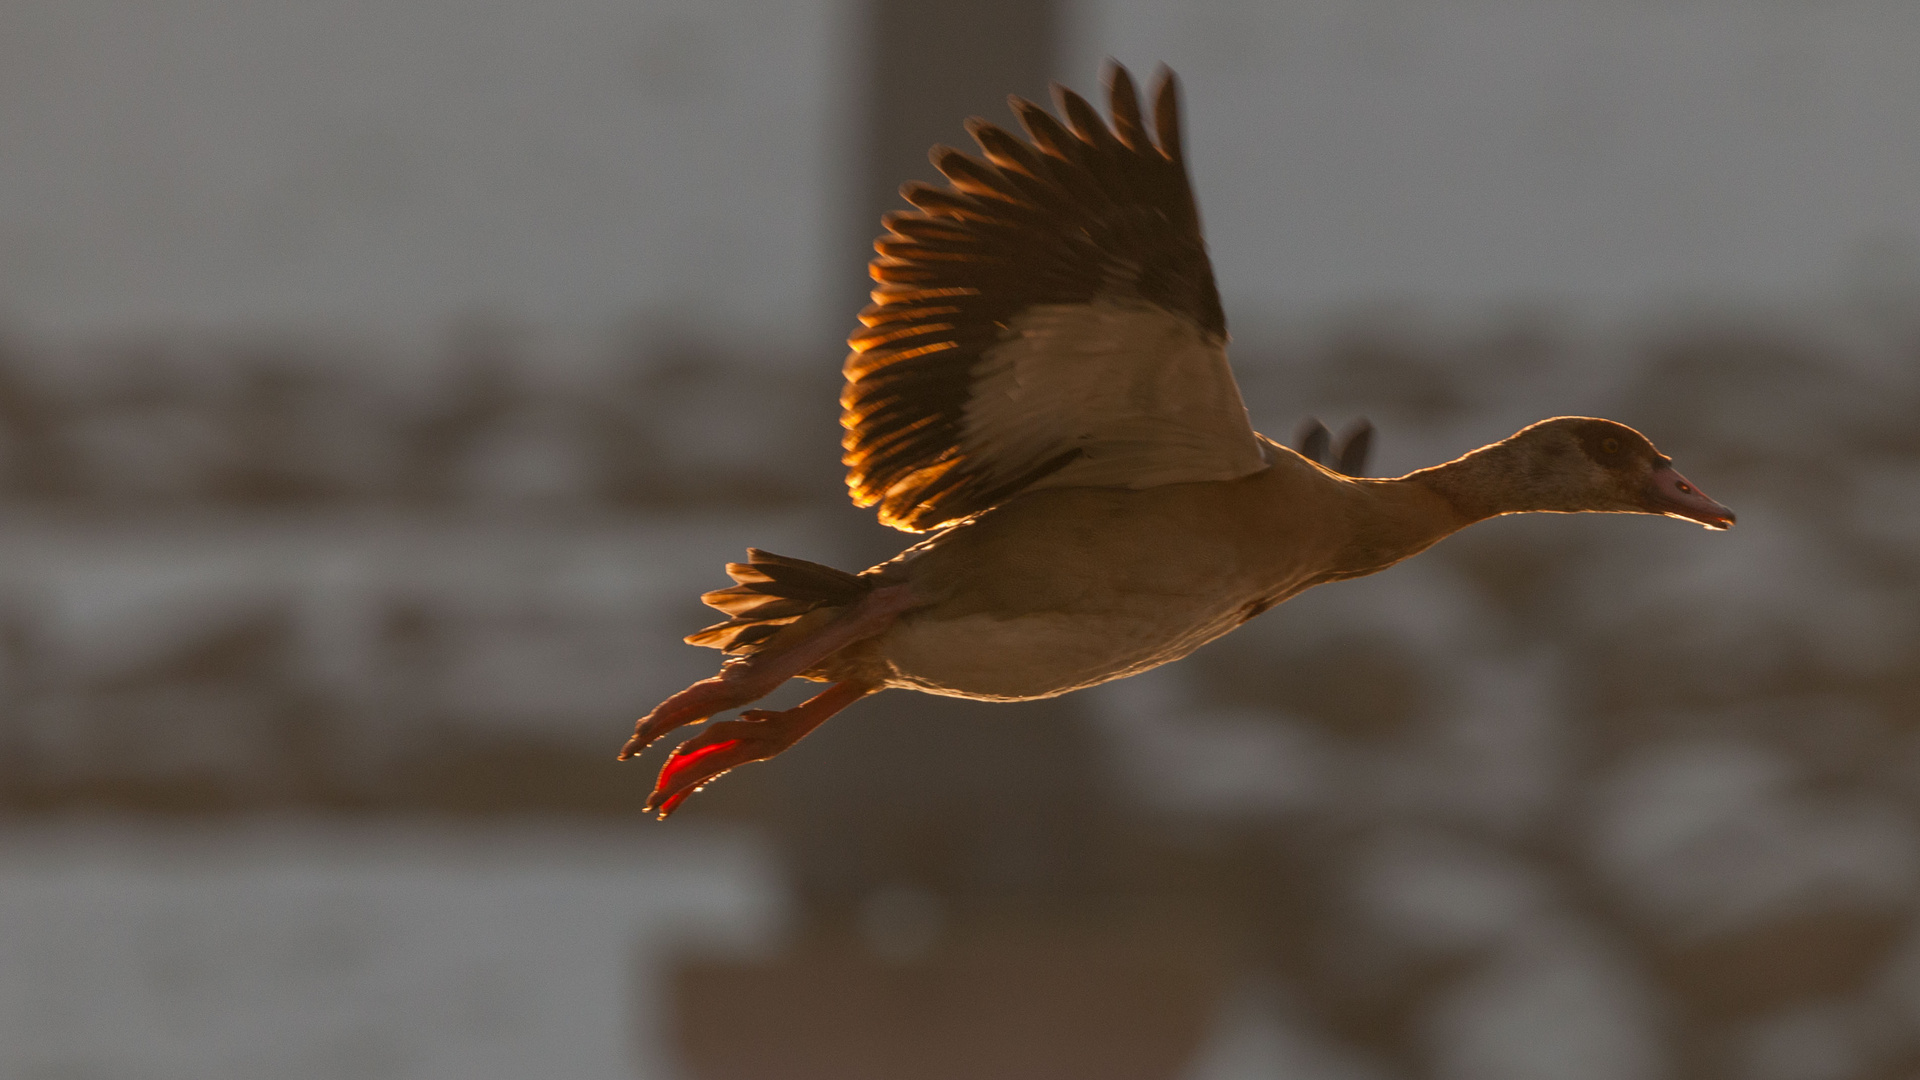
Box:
644 681 874 818
619 583 914 764
644 712 791 818
618 675 748 760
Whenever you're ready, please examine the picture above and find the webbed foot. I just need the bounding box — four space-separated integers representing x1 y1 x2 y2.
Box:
645 680 875 818
618 583 914 761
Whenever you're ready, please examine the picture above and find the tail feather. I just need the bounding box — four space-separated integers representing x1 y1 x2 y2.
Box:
686 549 872 654
731 549 869 598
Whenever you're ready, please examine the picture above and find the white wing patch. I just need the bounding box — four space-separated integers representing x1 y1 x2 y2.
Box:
961 301 1268 493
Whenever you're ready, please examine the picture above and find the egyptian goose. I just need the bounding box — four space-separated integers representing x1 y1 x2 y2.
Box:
619 64 1733 817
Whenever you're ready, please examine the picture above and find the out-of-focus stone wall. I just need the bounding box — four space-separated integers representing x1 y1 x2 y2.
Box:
2 302 1918 1078
0 320 854 814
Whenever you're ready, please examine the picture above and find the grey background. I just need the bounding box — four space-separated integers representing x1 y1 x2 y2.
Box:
2 2 1918 1079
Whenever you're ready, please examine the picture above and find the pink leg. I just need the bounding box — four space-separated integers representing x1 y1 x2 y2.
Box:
647 679 876 818
618 584 912 762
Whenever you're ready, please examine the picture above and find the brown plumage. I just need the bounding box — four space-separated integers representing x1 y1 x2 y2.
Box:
620 64 1734 818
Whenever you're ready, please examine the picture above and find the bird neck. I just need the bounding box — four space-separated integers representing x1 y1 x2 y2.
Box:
1314 470 1477 581
1400 437 1567 523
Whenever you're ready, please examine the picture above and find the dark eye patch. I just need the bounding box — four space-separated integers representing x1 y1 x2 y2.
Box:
1574 420 1651 468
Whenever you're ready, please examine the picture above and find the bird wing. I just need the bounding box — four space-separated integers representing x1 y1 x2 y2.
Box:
841 64 1268 533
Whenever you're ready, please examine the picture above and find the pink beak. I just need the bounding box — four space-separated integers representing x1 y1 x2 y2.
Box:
1648 467 1735 530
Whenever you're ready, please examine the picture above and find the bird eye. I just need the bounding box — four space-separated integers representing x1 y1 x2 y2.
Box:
1601 438 1620 454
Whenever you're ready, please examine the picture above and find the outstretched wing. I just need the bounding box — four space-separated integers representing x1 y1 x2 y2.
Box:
841 64 1268 533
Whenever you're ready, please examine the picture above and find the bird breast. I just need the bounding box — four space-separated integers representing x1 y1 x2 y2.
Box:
876 603 1253 700
852 465 1343 700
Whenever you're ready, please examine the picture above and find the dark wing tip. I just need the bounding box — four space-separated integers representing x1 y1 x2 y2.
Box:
1053 82 1119 152
1103 62 1149 152
1294 418 1330 465
1334 419 1375 477
1149 65 1183 161
1010 93 1082 163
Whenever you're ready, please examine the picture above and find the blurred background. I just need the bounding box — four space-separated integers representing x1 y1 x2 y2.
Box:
2 1 1919 1077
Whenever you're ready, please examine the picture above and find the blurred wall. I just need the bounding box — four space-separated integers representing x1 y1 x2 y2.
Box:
2 3 1920 1080
0 0 850 344
5 1 1919 342
1081 0 1920 318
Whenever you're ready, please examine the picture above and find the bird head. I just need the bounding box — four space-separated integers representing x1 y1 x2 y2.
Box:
1496 417 1735 529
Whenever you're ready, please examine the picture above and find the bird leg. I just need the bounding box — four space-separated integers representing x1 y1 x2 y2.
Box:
618 583 912 762
645 679 876 818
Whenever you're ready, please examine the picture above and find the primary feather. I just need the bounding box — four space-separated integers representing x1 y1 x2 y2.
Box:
842 67 1265 532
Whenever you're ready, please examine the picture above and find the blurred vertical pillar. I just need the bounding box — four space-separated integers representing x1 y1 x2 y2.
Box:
667 15 1225 1072
842 0 1061 322
776 4 1121 935
828 0 1063 562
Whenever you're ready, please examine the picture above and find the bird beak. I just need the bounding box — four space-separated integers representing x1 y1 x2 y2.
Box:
1646 466 1735 530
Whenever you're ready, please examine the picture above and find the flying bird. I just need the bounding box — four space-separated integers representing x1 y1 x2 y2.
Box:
620 64 1733 817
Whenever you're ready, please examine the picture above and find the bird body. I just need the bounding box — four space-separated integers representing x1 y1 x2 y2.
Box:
619 65 1733 816
820 442 1440 700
